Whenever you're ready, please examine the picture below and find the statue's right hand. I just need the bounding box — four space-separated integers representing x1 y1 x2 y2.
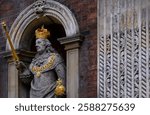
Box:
15 61 27 70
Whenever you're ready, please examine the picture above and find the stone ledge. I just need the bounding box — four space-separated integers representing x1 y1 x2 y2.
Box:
58 34 84 50
0 49 35 63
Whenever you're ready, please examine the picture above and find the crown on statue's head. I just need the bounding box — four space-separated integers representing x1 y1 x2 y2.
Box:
35 25 50 39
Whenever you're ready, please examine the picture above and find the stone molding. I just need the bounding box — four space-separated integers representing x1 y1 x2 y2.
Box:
58 34 84 50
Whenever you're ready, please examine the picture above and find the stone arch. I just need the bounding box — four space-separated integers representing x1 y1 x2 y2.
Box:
6 0 79 50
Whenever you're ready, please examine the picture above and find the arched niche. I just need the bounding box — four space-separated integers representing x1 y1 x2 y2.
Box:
5 0 82 98
6 0 79 50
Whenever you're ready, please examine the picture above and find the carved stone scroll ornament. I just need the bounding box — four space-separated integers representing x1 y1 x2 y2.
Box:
106 35 111 98
98 0 150 98
32 0 46 15
99 36 105 98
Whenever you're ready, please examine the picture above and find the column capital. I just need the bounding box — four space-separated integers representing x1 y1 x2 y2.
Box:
58 34 84 50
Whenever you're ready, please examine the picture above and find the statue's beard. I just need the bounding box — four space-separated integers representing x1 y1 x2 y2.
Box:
37 49 45 55
36 46 46 54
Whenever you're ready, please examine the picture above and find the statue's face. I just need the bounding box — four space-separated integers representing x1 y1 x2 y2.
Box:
35 39 46 52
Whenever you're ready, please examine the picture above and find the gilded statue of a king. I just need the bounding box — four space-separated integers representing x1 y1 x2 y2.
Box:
17 26 66 98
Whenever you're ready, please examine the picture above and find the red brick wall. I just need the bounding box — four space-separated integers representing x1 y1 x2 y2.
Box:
56 0 97 97
0 0 35 51
0 0 97 97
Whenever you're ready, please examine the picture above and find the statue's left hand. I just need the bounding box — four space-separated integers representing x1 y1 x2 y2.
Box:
54 79 65 97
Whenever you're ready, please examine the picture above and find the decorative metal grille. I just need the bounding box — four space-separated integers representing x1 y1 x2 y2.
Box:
98 0 150 98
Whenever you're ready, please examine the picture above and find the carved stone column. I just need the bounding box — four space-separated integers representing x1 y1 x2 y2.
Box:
2 50 35 98
58 34 83 98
